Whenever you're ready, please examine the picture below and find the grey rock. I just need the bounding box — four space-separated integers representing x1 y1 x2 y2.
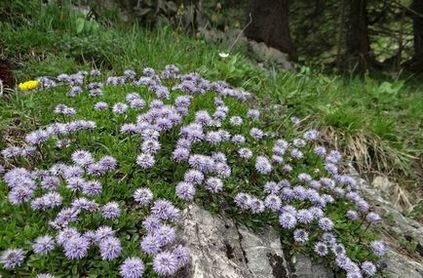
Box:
248 41 295 70
179 204 334 278
349 165 423 277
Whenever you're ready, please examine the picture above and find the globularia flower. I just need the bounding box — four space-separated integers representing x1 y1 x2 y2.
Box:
33 235 56 255
176 182 196 201
255 156 272 174
314 242 329 256
112 103 129 114
370 241 387 257
153 251 179 276
95 226 115 243
63 236 90 260
318 217 334 231
279 213 297 229
361 261 377 276
140 234 162 255
250 128 264 140
71 150 94 167
120 257 145 278
151 199 180 220
365 212 381 224
247 109 260 120
102 202 121 219
1 248 25 269
205 177 223 193
293 229 309 244
229 116 243 126
99 237 122 261
136 153 156 169
134 188 154 206
94 102 109 111
172 245 191 268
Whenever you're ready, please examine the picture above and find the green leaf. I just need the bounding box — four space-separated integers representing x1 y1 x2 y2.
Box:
75 18 85 34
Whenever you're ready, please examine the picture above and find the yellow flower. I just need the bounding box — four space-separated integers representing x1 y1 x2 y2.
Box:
18 80 39 91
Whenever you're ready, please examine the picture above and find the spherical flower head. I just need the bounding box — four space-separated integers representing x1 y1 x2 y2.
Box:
255 156 272 175
296 209 313 224
248 197 265 214
176 182 196 201
94 102 109 111
136 153 156 169
102 202 121 219
264 194 281 212
95 226 115 243
153 251 179 276
250 128 264 140
293 138 306 148
99 237 122 261
229 116 243 126
98 155 118 171
142 139 161 154
231 134 246 145
247 109 260 120
361 261 377 276
346 210 358 221
151 199 180 220
326 150 342 164
142 215 162 233
314 146 327 156
120 257 145 278
9 185 35 205
140 234 162 255
172 245 191 268
238 148 253 159
1 248 25 269
33 235 56 255
153 225 176 246
71 150 94 167
112 103 129 114
303 129 319 141
184 169 204 185
82 180 102 196
172 147 190 162
370 240 388 257
321 232 337 246
290 149 304 159
134 188 154 206
332 244 346 257
318 217 334 231
279 213 297 229
234 192 251 210
365 212 381 224
205 177 223 193
314 242 329 256
293 229 309 244
63 236 90 260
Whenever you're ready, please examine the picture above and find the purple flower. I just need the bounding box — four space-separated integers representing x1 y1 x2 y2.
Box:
153 225 176 246
238 148 253 159
112 103 128 114
9 185 35 205
361 261 377 276
346 210 359 220
303 129 319 141
140 234 162 255
176 182 196 201
184 169 204 185
296 209 313 224
231 134 246 145
98 156 117 171
318 217 334 231
247 109 260 120
63 236 90 260
229 116 243 126
293 138 306 148
134 188 154 206
99 237 122 261
95 226 115 242
293 229 309 244
102 202 121 219
314 146 326 156
1 248 25 269
321 232 337 246
142 139 161 154
82 180 102 196
94 102 109 111
142 215 162 233
365 212 381 224
33 235 55 255
71 150 94 167
370 241 387 257
136 153 156 169
250 128 264 140
314 242 329 256
264 194 281 212
153 251 179 276
120 257 145 278
279 213 297 229
172 148 190 162
205 177 223 193
255 156 272 174
172 245 191 268
290 149 304 159
151 199 180 220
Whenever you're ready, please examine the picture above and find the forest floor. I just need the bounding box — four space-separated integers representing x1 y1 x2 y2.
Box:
1 2 422 219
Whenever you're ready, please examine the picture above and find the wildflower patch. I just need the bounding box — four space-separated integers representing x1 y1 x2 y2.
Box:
0 66 385 277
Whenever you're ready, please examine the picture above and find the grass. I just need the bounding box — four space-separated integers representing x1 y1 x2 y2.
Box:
0 1 421 276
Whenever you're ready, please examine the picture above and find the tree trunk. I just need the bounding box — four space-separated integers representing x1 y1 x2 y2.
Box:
409 0 423 71
344 0 370 73
244 0 296 60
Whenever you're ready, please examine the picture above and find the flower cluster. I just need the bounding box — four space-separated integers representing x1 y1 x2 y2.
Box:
0 65 386 277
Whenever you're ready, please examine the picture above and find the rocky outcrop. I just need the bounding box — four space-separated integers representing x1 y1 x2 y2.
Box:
178 204 333 278
349 165 423 278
